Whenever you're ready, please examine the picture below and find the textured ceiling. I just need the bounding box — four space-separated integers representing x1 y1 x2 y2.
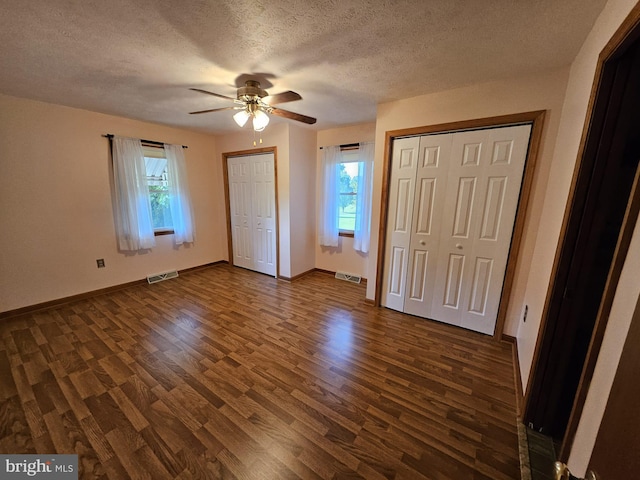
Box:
0 0 607 134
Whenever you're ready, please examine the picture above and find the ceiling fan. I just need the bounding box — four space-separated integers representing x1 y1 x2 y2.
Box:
189 80 316 131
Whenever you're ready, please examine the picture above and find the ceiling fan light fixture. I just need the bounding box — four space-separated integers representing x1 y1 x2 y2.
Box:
190 80 316 129
233 109 250 127
252 109 270 132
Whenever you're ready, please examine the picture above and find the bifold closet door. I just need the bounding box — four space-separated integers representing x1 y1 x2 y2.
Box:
382 124 531 335
227 153 277 277
430 125 531 334
381 134 454 317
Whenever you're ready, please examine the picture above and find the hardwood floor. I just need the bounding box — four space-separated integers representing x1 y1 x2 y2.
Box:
0 265 521 479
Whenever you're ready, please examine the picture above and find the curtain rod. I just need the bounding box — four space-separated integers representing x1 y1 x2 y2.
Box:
102 134 188 149
319 141 372 150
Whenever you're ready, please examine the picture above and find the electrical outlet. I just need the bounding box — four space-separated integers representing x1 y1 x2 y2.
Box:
97 258 105 268
523 304 528 323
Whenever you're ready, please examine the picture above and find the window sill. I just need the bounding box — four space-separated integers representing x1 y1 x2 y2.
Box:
154 229 174 236
339 231 354 238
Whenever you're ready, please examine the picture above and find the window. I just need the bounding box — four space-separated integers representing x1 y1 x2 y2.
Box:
111 136 195 251
338 150 361 235
143 146 173 234
318 142 373 252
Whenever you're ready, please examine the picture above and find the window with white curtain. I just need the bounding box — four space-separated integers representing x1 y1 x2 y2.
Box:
338 151 360 234
144 146 173 233
318 142 374 253
111 136 195 251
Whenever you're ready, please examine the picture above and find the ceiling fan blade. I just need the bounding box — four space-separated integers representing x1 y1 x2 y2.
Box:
264 90 302 105
270 107 317 124
189 88 236 101
189 106 237 114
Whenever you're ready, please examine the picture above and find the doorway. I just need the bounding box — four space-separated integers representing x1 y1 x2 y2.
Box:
375 111 546 339
223 148 278 277
524 10 640 459
381 124 532 335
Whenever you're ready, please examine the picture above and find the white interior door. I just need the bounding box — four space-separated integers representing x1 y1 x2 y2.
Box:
228 156 253 270
403 134 453 318
381 137 419 311
382 124 531 335
250 154 277 276
227 153 277 276
430 125 531 334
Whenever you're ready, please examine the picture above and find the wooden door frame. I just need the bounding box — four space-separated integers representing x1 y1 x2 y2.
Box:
588 275 640 477
222 147 280 278
524 5 640 461
374 111 546 339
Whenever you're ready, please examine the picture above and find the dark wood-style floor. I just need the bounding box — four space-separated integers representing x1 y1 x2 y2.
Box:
0 265 521 479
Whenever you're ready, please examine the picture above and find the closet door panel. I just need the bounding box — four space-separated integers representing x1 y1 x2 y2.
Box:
404 134 453 318
381 137 420 311
459 125 531 333
228 157 254 270
430 125 531 334
228 153 277 277
250 154 277 276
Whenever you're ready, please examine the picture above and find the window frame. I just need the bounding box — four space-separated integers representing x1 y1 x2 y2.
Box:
338 147 361 237
142 143 175 236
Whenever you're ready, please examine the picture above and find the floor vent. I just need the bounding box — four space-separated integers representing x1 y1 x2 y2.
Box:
335 271 362 284
147 270 179 284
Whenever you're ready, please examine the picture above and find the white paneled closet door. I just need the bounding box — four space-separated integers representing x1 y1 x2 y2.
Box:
381 137 419 312
403 134 453 319
227 153 277 277
382 124 532 335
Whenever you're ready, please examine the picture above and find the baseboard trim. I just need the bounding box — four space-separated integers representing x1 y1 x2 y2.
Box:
278 268 319 282
502 334 524 417
0 260 227 320
316 268 368 284
279 268 368 284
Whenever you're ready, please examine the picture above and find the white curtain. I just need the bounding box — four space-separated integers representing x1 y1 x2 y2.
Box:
318 145 342 247
354 142 374 253
112 136 156 251
164 144 195 244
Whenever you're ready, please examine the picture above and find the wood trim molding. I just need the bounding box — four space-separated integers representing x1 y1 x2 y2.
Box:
281 268 368 284
503 334 525 418
222 147 280 277
374 111 547 340
383 111 546 140
279 268 317 282
0 261 228 320
561 161 640 458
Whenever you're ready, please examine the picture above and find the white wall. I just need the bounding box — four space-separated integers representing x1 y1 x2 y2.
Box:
316 123 376 279
0 94 224 313
368 69 570 343
289 124 318 278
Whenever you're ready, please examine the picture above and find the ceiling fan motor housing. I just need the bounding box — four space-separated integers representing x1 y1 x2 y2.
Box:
237 80 268 100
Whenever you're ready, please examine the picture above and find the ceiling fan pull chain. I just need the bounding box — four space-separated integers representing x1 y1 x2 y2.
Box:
252 128 264 147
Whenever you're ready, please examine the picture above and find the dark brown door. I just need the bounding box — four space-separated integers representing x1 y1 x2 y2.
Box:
588 294 640 479
525 38 640 442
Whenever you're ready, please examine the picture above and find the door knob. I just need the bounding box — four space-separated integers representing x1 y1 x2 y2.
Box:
554 462 598 480
419 240 426 246
456 243 463 249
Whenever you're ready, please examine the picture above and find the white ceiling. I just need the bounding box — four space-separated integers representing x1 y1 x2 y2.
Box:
0 0 607 134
